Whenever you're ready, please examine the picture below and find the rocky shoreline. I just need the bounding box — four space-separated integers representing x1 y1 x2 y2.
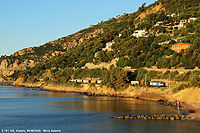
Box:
112 114 192 120
12 83 200 120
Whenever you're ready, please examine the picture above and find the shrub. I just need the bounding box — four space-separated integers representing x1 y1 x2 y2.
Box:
66 82 81 88
190 74 200 87
161 87 167 91
171 84 189 93
43 77 50 82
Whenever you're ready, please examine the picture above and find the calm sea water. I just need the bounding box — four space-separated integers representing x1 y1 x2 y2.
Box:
0 85 199 133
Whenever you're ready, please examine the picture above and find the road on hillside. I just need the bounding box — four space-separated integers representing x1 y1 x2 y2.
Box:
123 68 197 73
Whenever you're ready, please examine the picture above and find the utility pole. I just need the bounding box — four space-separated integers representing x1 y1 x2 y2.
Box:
145 74 147 86
169 73 170 88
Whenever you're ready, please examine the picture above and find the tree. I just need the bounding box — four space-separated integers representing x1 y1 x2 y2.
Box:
195 23 200 33
169 40 177 44
102 68 128 90
190 74 200 87
178 13 190 20
116 57 129 68
136 68 148 81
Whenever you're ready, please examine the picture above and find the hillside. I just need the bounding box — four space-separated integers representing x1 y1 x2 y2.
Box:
1 0 200 84
0 0 168 78
0 27 103 77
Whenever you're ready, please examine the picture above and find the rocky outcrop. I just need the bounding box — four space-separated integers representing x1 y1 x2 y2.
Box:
14 48 34 56
112 114 192 120
0 59 36 77
0 59 9 69
83 58 119 69
14 76 24 85
136 3 165 21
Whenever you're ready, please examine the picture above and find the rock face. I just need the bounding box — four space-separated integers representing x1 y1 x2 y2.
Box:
14 76 24 85
136 2 165 20
0 59 36 77
112 114 192 120
83 58 119 69
0 59 9 69
14 48 34 56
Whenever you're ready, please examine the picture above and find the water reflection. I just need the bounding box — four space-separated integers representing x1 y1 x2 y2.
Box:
17 92 82 98
49 96 178 114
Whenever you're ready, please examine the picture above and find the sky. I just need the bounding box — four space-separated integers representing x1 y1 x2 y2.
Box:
0 0 156 56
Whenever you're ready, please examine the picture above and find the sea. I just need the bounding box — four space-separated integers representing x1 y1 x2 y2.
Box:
0 85 200 133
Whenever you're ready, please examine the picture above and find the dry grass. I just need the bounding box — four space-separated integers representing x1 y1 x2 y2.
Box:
173 87 200 104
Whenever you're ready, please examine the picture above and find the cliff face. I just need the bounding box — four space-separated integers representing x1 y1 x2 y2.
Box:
0 59 36 77
14 76 24 85
83 58 119 69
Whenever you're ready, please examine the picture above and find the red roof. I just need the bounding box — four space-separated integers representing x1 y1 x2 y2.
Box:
106 41 114 44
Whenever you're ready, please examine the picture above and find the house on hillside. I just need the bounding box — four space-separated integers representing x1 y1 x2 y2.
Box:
178 18 197 28
102 41 114 51
154 21 164 26
132 30 147 38
171 43 191 53
188 18 197 22
179 19 187 28
167 13 179 17
105 41 114 48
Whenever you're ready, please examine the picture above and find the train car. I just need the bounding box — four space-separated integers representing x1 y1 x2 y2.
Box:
96 80 102 84
131 81 140 85
149 81 165 87
70 79 77 82
82 80 90 84
90 80 97 84
76 79 83 83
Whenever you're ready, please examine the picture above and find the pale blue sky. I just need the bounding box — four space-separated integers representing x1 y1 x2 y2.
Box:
0 0 156 56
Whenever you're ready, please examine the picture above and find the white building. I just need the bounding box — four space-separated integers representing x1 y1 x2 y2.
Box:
132 30 147 38
106 41 114 48
188 17 197 22
179 19 187 28
167 13 179 17
178 18 196 28
154 21 164 26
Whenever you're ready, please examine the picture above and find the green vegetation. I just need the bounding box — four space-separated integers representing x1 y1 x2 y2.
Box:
3 0 200 91
171 84 189 93
66 82 81 88
101 68 128 90
189 70 200 87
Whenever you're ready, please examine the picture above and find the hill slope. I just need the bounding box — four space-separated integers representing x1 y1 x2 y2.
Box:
1 0 200 81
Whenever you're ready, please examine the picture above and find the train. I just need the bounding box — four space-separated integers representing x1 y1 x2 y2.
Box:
69 79 102 84
71 79 165 87
149 81 165 87
131 81 165 87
